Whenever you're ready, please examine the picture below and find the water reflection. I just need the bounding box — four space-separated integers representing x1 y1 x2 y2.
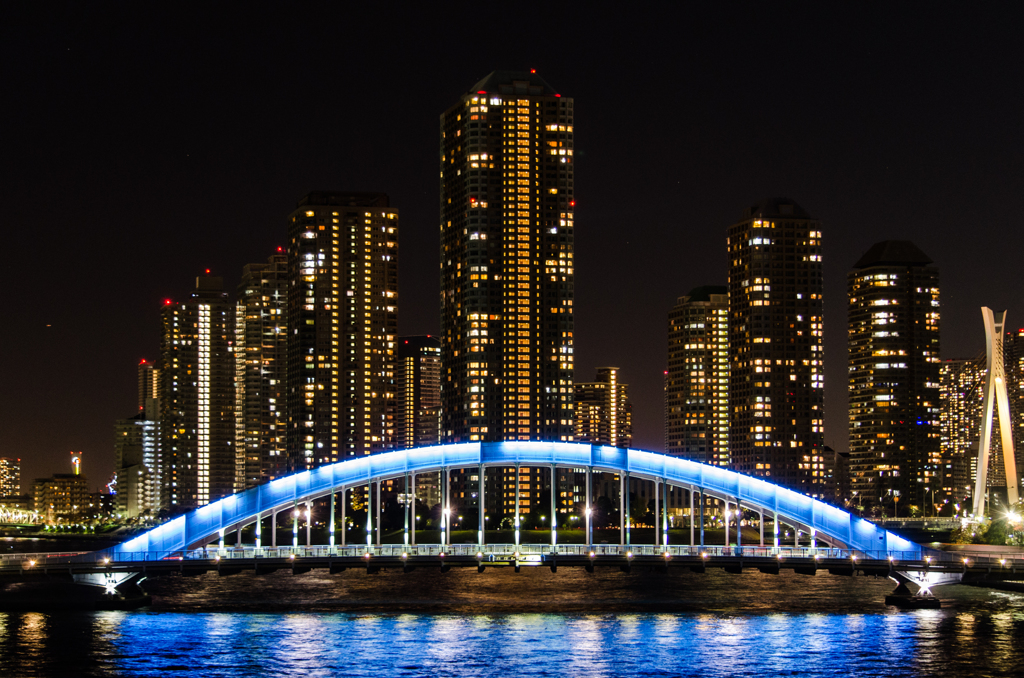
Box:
2 577 1024 677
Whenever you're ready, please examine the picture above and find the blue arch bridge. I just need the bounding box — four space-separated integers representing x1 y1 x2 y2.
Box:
3 443 1021 598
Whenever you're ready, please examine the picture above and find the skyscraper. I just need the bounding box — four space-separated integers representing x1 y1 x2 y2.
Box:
137 359 159 412
727 199 827 497
665 286 729 465
158 276 235 510
1006 328 1024 480
940 357 984 505
848 241 941 512
286 192 398 470
575 367 632 448
439 71 575 444
235 251 288 489
395 335 441 450
0 457 20 498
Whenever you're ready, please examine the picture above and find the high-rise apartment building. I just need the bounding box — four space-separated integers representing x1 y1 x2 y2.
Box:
235 251 288 489
665 286 729 464
137 359 159 412
848 241 941 512
395 335 441 450
0 457 20 498
727 199 827 498
940 357 985 500
440 70 575 444
1004 328 1024 487
286 192 398 470
114 411 157 518
158 276 235 510
575 367 632 448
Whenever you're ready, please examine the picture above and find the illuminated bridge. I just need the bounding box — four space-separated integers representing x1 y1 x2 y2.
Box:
3 443 1022 595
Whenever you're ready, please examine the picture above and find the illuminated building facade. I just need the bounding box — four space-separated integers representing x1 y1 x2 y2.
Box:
114 412 157 518
235 252 288 489
395 335 441 450
665 286 729 464
940 358 984 504
286 192 398 471
575 367 632 448
159 276 235 510
439 70 575 445
728 199 827 497
137 359 159 412
1007 328 1024 480
32 474 88 524
848 241 940 512
0 457 20 498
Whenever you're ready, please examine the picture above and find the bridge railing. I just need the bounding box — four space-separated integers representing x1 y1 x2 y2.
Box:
5 544 1023 571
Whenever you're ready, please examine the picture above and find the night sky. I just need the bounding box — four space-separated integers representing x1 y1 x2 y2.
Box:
3 3 1022 490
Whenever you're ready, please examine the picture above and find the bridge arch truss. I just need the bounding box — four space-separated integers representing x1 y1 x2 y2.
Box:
112 442 920 557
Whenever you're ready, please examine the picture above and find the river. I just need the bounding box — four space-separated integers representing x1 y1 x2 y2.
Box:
3 562 1024 677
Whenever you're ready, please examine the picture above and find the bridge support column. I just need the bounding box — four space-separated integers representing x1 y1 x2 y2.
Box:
689 487 694 547
306 501 312 547
724 499 730 548
256 514 262 550
699 489 705 548
219 528 225 551
736 500 742 550
586 467 592 550
479 464 485 550
773 511 779 548
759 509 764 547
810 528 816 549
272 509 278 548
329 489 335 549
442 468 449 549
405 473 411 548
618 475 626 548
654 480 660 547
662 481 669 547
794 527 799 548
514 464 520 551
341 489 347 547
551 464 557 550
366 484 373 551
411 474 416 547
237 524 242 547
376 479 382 548
293 500 299 548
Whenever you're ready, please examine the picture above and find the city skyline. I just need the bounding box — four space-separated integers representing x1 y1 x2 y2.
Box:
3 5 1024 487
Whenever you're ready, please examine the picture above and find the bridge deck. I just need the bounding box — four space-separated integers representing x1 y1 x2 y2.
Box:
4 545 1023 582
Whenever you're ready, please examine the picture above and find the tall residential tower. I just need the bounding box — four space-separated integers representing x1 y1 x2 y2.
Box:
848 241 941 512
439 71 575 443
665 286 729 464
727 199 827 498
286 192 398 470
235 251 288 489
158 276 235 510
395 335 441 450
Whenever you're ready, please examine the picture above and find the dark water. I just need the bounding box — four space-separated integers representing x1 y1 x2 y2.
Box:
3 566 1024 677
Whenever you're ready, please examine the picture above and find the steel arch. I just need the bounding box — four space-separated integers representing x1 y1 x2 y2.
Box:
110 442 921 557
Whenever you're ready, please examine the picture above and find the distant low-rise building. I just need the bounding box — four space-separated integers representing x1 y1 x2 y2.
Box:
33 474 89 524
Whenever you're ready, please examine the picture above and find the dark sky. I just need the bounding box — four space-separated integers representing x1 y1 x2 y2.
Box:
2 3 1022 490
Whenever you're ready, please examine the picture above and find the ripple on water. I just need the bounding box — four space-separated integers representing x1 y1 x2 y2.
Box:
2 569 1024 677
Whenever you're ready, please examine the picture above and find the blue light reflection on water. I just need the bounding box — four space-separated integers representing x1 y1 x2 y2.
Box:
3 566 1024 677
3 609 1023 678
